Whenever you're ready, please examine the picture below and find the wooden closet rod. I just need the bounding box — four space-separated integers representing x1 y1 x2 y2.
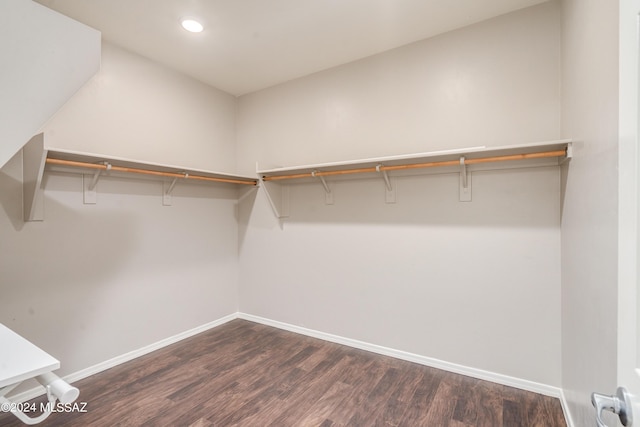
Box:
262 149 567 182
45 158 258 186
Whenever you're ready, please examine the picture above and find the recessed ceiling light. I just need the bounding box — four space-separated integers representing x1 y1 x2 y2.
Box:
181 18 203 33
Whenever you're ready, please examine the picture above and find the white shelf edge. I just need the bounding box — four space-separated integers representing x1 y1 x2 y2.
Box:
22 134 259 221
257 139 572 175
257 139 572 219
46 146 258 182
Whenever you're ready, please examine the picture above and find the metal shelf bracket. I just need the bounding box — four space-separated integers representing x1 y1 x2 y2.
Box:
459 156 472 202
376 164 396 203
312 170 333 205
163 172 188 206
83 162 110 204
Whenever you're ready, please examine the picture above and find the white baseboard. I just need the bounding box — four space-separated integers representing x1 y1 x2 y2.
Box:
237 312 563 399
8 313 237 403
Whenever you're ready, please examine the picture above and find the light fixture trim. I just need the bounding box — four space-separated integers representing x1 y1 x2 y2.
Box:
181 18 204 33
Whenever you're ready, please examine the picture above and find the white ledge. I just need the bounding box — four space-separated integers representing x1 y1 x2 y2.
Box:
258 139 571 176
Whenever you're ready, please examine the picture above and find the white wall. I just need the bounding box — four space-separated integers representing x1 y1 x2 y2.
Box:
0 0 100 169
41 42 237 173
237 2 562 387
560 0 620 425
0 42 240 382
0 0 576 402
236 3 560 173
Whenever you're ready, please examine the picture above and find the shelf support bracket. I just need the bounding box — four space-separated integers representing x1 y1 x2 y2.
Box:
376 164 396 203
166 177 179 195
262 180 290 219
163 173 188 206
459 156 472 202
88 169 101 191
312 170 333 205
84 162 110 204
460 157 467 189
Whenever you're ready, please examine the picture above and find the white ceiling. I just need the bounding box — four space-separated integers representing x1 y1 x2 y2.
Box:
35 0 549 96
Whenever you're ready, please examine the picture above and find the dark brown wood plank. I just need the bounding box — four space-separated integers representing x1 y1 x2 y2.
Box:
265 349 356 426
345 366 404 425
504 397 527 427
421 376 465 426
452 378 476 424
397 367 446 426
371 367 426 427
295 380 353 425
476 379 506 426
0 319 567 427
314 354 389 425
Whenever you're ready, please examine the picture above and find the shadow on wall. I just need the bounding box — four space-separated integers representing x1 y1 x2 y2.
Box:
0 170 24 232
0 153 141 383
252 166 562 229
0 176 136 396
0 160 135 354
0 149 240 380
560 161 571 220
0 149 28 232
236 186 259 253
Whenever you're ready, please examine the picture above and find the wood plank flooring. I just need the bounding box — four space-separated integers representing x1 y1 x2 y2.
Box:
0 320 566 426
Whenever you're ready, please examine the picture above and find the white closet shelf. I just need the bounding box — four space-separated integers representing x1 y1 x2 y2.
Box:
44 149 258 186
257 139 572 218
258 139 571 179
22 133 258 221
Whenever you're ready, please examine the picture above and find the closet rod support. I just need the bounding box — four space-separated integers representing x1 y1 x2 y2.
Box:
312 170 331 194
459 156 472 202
165 177 179 196
376 164 393 191
168 172 189 194
376 164 396 204
312 170 333 205
89 162 110 191
459 157 468 189
163 172 188 206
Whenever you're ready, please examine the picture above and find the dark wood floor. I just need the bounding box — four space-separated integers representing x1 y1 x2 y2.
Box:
0 320 566 426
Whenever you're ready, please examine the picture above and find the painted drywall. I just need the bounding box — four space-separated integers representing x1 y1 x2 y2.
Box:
0 42 240 383
237 2 562 387
617 0 640 418
0 0 100 169
236 3 560 173
560 0 620 425
40 42 237 173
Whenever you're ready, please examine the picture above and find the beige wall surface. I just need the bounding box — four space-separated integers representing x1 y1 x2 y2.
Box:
0 43 240 381
40 42 237 173
0 0 99 169
560 0 620 425
237 2 560 174
2 0 571 399
237 2 563 387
